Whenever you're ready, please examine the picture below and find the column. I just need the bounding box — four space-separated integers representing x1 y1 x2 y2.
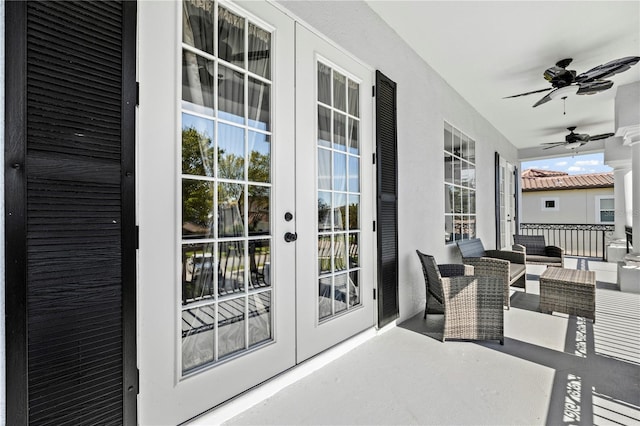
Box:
632 140 640 250
613 166 631 239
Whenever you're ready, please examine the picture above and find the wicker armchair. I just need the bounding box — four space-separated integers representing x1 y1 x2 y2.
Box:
416 251 504 345
455 238 526 309
512 235 564 267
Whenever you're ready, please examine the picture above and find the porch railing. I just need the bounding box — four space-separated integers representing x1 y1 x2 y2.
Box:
519 223 615 260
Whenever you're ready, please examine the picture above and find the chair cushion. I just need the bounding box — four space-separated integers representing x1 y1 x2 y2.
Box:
509 263 526 281
526 255 562 265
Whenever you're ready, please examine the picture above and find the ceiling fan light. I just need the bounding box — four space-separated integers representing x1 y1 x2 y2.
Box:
565 141 582 149
549 85 579 100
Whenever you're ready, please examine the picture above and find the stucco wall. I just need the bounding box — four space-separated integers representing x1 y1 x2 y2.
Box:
522 188 614 224
277 1 519 321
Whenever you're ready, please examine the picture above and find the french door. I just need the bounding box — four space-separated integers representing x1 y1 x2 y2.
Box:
499 157 516 249
138 2 295 424
295 24 375 362
137 2 374 424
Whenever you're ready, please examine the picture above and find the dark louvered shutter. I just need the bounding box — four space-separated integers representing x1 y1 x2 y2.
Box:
5 1 137 424
375 71 399 328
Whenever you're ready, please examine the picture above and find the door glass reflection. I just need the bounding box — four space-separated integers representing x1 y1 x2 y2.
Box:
182 50 215 115
249 291 271 347
248 131 270 183
248 240 270 289
218 298 246 358
218 7 244 68
218 65 245 124
183 0 215 54
218 182 245 237
182 179 214 239
248 23 270 79
182 305 215 372
318 277 332 320
247 186 270 236
183 113 215 177
334 274 348 314
333 71 346 112
218 241 245 295
182 243 216 304
248 77 270 131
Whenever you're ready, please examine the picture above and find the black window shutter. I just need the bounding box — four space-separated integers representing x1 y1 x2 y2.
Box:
5 1 137 424
375 71 399 328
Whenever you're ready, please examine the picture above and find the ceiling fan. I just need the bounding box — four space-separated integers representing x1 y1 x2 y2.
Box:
504 56 640 107
541 126 614 150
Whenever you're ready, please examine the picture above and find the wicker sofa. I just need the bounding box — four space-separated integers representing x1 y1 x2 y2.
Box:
456 238 526 309
512 235 564 267
416 251 504 344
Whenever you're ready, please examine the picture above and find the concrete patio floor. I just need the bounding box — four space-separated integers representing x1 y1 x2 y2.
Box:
218 258 640 426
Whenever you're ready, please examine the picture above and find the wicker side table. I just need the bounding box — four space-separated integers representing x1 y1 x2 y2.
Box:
539 267 596 322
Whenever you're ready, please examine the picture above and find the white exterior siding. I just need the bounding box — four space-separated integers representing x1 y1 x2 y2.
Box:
522 188 614 224
277 0 519 321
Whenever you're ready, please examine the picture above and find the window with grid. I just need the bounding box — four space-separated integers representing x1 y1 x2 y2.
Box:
444 122 476 244
180 0 273 375
596 196 614 223
316 60 362 321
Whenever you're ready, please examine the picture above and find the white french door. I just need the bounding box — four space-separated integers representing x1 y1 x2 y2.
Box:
137 3 375 424
499 158 515 249
294 24 375 362
138 2 295 424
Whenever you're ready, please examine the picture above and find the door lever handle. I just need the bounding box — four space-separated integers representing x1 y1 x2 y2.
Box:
284 232 298 243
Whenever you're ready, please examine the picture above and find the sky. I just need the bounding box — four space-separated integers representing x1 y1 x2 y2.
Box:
521 152 612 175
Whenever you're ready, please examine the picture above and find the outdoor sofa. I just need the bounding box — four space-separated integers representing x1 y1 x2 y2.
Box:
456 238 526 309
512 234 564 267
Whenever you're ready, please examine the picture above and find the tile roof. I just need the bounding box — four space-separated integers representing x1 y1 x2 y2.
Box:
521 169 614 191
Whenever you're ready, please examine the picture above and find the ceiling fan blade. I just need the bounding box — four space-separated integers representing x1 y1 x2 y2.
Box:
589 132 615 141
532 91 553 107
541 141 566 145
575 56 640 82
542 144 565 150
503 87 551 99
576 80 614 95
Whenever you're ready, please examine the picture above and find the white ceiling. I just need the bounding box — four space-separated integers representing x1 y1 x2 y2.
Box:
366 1 640 156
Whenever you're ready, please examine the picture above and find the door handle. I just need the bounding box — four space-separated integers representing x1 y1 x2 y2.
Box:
284 232 298 243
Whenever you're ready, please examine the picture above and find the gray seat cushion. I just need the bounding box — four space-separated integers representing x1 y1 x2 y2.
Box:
526 255 562 265
509 263 526 281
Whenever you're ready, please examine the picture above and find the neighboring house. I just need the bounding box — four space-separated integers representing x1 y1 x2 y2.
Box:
521 169 615 224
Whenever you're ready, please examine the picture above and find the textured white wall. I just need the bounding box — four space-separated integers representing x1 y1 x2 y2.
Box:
522 188 614 224
277 1 519 321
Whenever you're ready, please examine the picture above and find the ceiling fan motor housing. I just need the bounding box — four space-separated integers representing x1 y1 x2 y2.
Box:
544 66 576 88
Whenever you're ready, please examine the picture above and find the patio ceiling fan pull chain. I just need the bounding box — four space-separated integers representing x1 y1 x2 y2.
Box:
562 96 567 115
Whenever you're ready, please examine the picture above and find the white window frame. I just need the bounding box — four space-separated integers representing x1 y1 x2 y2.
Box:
541 197 559 211
595 195 615 224
444 121 476 244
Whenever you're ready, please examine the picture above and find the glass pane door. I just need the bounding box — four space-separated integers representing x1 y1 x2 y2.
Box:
295 23 375 363
137 2 295 424
181 2 275 374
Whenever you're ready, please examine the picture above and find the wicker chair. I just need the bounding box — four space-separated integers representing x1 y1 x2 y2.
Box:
416 251 504 345
456 238 526 309
512 235 564 267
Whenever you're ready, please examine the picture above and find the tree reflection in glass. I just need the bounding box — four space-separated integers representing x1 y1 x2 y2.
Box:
182 113 214 176
182 179 214 239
